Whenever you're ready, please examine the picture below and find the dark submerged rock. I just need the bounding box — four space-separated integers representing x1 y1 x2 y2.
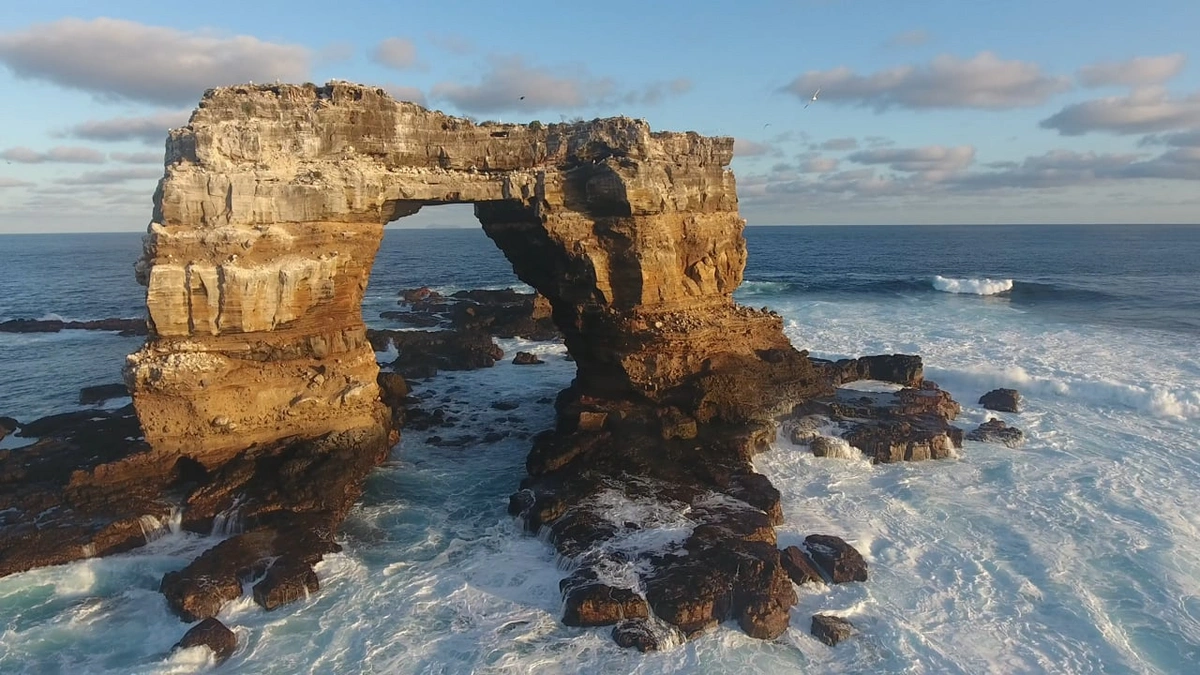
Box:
79 383 129 405
0 317 147 334
173 617 237 664
811 614 853 646
513 351 544 365
810 353 924 388
966 418 1025 448
979 388 1021 413
0 416 18 441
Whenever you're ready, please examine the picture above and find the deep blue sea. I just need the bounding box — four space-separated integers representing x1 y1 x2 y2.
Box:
2 225 1199 673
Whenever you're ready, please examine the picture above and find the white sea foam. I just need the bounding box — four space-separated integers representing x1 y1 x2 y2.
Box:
932 275 1014 295
6 275 1200 673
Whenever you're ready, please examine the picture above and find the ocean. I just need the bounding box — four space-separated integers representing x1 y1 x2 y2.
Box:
1 224 1199 673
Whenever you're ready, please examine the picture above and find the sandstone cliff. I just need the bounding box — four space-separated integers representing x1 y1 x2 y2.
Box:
123 82 835 645
127 82 808 463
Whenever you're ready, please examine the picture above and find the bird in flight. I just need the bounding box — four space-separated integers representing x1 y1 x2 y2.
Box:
519 96 526 100
804 87 820 109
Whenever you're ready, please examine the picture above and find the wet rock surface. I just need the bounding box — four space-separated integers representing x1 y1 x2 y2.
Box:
980 388 1022 413
0 405 391 629
791 373 964 463
780 545 825 585
967 418 1025 448
388 287 559 341
369 329 504 379
612 619 665 652
805 534 869 583
811 614 853 646
173 617 238 664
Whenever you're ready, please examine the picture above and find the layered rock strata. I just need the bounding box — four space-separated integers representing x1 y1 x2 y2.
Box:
126 82 792 462
120 82 829 643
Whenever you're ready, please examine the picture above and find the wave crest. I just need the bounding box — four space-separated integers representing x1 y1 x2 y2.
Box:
933 275 1014 296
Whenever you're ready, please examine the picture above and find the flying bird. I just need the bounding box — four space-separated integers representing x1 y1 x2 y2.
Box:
519 96 526 100
804 87 820 109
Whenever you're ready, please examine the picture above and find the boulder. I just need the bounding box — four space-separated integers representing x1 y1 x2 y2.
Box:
561 582 649 627
804 535 868 583
400 286 441 303
780 545 824 585
173 617 237 664
612 618 662 652
979 388 1021 413
376 371 409 406
811 614 853 646
0 416 18 441
512 351 544 365
253 557 320 610
966 419 1025 448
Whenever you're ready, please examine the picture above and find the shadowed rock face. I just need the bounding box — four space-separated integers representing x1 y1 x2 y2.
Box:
126 82 803 463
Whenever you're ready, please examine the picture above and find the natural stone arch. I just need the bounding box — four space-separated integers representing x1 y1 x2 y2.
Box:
126 82 808 464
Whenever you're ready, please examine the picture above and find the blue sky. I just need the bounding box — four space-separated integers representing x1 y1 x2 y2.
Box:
1 0 1198 232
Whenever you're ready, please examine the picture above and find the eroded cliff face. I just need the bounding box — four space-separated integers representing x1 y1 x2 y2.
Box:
124 83 832 644
128 82 811 462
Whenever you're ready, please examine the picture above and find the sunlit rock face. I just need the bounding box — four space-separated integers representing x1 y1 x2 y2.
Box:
127 81 813 462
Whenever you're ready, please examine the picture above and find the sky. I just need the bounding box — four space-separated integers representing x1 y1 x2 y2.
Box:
0 0 1198 233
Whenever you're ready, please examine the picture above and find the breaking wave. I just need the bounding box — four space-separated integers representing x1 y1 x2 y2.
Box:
932 276 1014 296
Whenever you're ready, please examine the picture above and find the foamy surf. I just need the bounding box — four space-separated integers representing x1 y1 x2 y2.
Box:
932 275 1014 295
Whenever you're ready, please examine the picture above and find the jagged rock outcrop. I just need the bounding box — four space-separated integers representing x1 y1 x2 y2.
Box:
966 418 1025 448
118 82 829 645
979 388 1022 413
126 81 803 463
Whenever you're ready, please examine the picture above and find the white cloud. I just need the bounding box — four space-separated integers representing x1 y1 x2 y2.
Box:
110 151 163 164
371 38 419 70
0 18 311 105
433 55 606 113
0 146 105 164
381 85 427 106
848 145 976 176
1078 54 1187 87
428 34 473 56
734 139 774 157
54 167 162 185
799 157 839 173
782 52 1070 110
817 137 858 151
0 177 33 188
60 110 192 144
431 55 689 113
1140 129 1200 148
1041 88 1200 135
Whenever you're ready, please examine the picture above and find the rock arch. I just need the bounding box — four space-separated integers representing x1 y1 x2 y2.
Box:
126 83 811 463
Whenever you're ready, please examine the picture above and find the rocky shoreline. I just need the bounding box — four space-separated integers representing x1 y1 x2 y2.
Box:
1 286 1027 659
0 83 1028 663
